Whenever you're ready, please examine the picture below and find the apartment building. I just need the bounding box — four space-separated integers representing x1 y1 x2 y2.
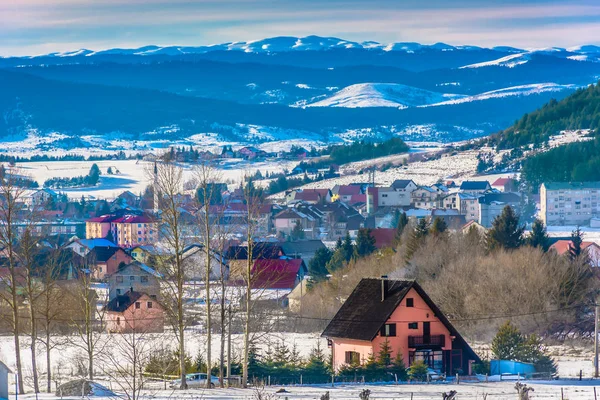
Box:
86 211 158 248
541 182 600 226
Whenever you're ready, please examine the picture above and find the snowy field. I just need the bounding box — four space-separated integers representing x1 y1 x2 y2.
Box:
6 378 600 400
8 158 299 200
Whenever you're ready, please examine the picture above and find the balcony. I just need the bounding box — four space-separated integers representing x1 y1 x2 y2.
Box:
408 335 446 348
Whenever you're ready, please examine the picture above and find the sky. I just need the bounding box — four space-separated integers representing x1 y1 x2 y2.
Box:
2 0 600 56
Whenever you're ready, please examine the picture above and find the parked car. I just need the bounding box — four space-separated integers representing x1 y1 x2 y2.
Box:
170 373 219 388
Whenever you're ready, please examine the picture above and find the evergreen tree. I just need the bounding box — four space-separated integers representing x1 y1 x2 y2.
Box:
325 249 346 274
527 218 550 251
491 321 524 361
290 220 306 241
430 216 448 237
87 163 101 185
394 211 409 243
107 166 114 175
341 232 354 262
377 339 393 366
486 206 524 251
391 351 408 381
335 237 342 250
568 226 585 262
308 247 332 282
354 228 376 258
405 218 429 262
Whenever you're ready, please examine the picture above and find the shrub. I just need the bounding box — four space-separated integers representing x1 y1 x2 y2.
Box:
408 360 429 382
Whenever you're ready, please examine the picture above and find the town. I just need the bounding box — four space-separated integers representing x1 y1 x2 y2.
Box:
0 154 599 400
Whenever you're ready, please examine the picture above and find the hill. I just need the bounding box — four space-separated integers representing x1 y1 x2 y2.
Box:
489 81 600 149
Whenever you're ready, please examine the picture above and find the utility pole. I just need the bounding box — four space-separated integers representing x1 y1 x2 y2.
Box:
595 298 599 378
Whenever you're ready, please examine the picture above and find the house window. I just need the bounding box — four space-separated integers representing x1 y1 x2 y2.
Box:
99 267 103 273
141 276 148 283
408 322 418 330
150 295 157 300
147 302 153 309
116 276 123 283
116 317 121 325
380 323 396 337
135 302 141 309
130 276 135 281
345 351 361 365
117 289 121 295
406 298 414 307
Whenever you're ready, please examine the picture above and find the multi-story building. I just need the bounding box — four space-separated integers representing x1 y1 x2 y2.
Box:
541 182 600 226
478 192 521 228
86 211 158 248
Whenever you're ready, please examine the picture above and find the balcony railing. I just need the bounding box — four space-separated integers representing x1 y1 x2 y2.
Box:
408 335 445 348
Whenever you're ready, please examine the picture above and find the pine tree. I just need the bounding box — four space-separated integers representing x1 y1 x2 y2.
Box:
354 228 376 258
325 248 346 274
486 206 524 251
377 338 393 366
391 350 408 381
527 218 550 251
394 211 409 243
405 218 429 262
335 237 342 250
308 247 332 282
290 220 305 241
341 232 354 262
87 163 101 185
491 321 524 361
430 216 448 237
568 226 586 262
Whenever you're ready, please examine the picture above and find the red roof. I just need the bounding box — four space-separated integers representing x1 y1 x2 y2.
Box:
370 228 396 249
492 178 514 186
294 191 321 202
348 194 366 205
87 214 117 223
112 215 155 224
550 240 599 255
338 185 361 196
251 259 304 289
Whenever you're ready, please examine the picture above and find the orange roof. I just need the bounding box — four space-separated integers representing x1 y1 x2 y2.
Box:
550 240 599 255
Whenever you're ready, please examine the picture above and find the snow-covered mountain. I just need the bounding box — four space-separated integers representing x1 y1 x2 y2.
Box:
15 35 600 59
305 83 465 108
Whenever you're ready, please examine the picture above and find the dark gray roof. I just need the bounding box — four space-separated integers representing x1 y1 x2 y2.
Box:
105 291 144 313
281 240 326 255
321 278 481 363
391 180 415 189
460 181 491 190
479 192 521 205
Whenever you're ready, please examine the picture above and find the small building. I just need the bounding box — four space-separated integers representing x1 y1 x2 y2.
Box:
491 178 518 193
226 243 285 279
252 258 307 290
30 188 59 207
181 244 228 281
478 192 521 228
459 181 491 195
0 360 11 400
72 246 132 280
105 290 164 333
549 240 600 267
322 278 480 374
107 261 161 300
281 240 327 266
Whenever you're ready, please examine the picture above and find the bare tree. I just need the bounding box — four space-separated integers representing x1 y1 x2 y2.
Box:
0 168 33 394
149 161 191 389
99 312 158 400
37 249 70 392
67 271 107 380
193 162 223 388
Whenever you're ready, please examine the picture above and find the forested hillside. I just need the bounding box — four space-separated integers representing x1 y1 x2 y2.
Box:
490 81 600 149
522 138 600 191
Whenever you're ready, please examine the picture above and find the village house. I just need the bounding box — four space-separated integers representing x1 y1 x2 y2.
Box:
251 258 308 290
478 192 521 228
105 289 164 333
72 245 132 280
322 278 480 375
458 193 480 222
376 180 417 208
281 240 326 266
107 261 161 300
411 186 439 209
491 177 518 193
181 244 228 281
286 189 332 204
549 239 600 267
332 185 363 203
29 188 59 207
459 181 491 195
273 203 324 239
226 242 285 279
66 238 118 257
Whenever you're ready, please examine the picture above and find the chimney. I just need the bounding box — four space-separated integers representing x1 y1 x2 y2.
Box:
381 275 389 302
130 287 134 293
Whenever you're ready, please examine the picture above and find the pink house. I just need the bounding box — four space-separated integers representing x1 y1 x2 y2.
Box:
105 290 164 333
322 278 480 375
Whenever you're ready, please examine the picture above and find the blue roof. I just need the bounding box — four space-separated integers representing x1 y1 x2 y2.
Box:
460 181 490 190
78 238 117 249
